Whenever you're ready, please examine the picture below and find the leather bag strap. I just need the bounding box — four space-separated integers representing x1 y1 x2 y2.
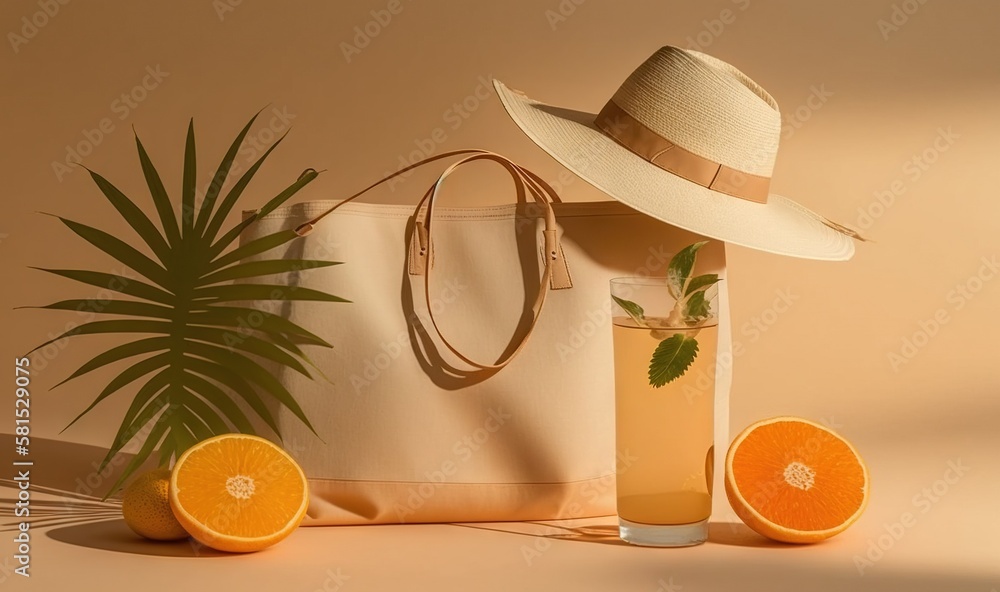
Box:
294 149 572 371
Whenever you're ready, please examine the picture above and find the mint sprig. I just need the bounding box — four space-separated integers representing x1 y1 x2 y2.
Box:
648 333 699 387
685 273 720 296
667 241 707 299
612 241 720 388
612 294 645 326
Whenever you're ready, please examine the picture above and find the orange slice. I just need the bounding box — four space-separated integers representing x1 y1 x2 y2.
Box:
168 434 309 553
724 417 869 543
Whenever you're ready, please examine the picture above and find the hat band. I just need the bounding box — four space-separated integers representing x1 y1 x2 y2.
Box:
595 100 771 203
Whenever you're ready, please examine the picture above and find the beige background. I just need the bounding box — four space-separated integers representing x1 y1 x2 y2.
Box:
1 0 998 590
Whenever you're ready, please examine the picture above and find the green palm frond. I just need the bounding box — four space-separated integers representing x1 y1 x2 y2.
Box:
22 112 345 498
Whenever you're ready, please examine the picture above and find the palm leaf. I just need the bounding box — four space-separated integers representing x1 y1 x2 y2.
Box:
29 268 173 305
53 337 171 388
178 390 230 436
188 305 333 347
95 377 171 470
83 167 172 266
184 326 311 377
25 113 344 495
182 356 282 437
180 371 254 433
135 131 182 247
24 319 173 356
208 228 300 272
19 299 173 320
180 119 197 235
208 168 320 259
63 353 172 425
197 259 341 286
193 110 261 235
47 215 170 288
191 283 349 304
202 130 288 244
160 428 191 468
182 341 316 435
185 306 332 381
104 414 171 498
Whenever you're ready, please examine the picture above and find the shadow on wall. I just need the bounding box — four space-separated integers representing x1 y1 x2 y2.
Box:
0 435 152 503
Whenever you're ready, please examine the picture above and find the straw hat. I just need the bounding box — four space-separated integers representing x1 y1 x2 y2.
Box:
493 46 861 260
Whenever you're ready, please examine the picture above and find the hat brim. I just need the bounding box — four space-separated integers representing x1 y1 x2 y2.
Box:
493 80 854 261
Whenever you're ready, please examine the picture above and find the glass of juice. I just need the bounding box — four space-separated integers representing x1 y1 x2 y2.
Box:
610 276 718 547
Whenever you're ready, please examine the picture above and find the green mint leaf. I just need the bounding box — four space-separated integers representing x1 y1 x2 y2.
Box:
666 241 708 299
612 295 646 326
685 273 720 296
648 333 699 387
703 283 719 303
684 291 712 320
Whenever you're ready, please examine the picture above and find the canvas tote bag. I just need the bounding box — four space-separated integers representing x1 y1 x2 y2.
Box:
240 150 733 525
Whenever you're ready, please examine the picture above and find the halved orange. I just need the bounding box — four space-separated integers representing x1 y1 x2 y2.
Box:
725 417 869 544
168 434 309 553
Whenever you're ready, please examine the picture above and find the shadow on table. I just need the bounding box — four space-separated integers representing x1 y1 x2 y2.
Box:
45 519 231 558
707 521 794 548
0 436 229 557
452 520 792 548
0 496 121 532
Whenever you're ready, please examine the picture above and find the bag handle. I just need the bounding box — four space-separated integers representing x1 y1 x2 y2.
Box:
407 151 571 370
293 149 559 235
294 149 572 371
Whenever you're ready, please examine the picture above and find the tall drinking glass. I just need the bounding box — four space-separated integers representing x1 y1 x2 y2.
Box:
610 277 718 547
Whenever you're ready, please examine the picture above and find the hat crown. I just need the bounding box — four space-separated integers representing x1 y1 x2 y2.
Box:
610 46 781 177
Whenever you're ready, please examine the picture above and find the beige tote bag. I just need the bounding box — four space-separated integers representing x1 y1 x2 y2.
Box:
240 150 732 525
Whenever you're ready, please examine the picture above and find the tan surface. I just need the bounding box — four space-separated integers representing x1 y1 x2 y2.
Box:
2 435 997 590
2 0 999 589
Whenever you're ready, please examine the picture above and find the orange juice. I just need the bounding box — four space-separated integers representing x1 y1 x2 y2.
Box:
613 316 716 526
